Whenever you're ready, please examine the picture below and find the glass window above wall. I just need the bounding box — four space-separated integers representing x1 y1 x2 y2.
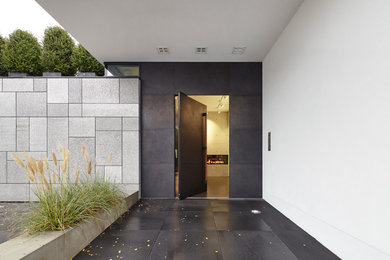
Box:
105 64 140 77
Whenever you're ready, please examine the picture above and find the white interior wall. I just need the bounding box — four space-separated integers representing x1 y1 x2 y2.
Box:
263 1 390 259
207 112 229 177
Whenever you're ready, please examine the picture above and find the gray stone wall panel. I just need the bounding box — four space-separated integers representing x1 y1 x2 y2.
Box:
96 118 122 131
0 77 140 201
123 131 139 184
33 78 47 91
30 118 47 151
123 118 139 131
17 93 47 116
0 184 29 201
48 118 68 153
48 104 69 117
83 104 138 117
82 78 119 104
120 79 139 104
0 152 6 183
0 93 16 116
48 79 68 103
0 118 16 151
68 137 95 173
96 131 122 166
69 78 82 103
69 104 82 117
3 79 33 91
69 118 95 137
6 161 29 183
16 118 29 151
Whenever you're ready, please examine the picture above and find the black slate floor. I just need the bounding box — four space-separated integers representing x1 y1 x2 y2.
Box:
74 199 340 260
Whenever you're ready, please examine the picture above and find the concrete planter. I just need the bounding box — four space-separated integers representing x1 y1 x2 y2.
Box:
0 191 138 260
42 72 62 77
76 72 96 77
8 72 29 77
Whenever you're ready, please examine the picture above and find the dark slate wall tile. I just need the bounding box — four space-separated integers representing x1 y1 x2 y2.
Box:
142 129 174 164
230 63 262 96
142 95 174 129
230 129 262 164
229 164 262 198
173 63 230 94
141 163 174 197
230 95 262 130
141 63 175 95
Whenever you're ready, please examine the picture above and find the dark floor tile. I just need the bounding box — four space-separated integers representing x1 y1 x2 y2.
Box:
135 199 211 212
110 211 168 231
214 211 272 231
74 230 159 260
209 199 252 212
162 211 216 231
218 231 298 260
148 231 222 260
274 229 340 260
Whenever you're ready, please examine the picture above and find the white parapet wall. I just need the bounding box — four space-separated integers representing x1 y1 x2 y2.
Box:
0 77 140 201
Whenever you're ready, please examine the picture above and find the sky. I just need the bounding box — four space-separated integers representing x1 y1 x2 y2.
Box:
0 0 61 41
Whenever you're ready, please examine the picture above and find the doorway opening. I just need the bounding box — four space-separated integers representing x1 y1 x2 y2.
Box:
175 94 229 199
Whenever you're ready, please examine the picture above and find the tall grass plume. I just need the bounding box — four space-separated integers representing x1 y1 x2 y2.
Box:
11 144 124 233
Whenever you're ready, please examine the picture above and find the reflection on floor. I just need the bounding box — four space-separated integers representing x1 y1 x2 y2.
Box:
193 176 229 198
75 199 340 260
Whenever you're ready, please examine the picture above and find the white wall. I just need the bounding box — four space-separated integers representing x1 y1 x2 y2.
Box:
207 112 229 155
263 1 390 259
207 112 229 177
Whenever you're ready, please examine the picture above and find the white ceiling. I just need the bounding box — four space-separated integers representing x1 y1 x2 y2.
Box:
189 95 229 112
36 0 302 63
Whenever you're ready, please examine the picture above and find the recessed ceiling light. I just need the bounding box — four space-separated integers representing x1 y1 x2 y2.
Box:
195 47 208 54
232 46 246 54
157 47 169 54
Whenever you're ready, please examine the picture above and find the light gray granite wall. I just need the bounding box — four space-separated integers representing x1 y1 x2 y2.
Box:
0 77 140 201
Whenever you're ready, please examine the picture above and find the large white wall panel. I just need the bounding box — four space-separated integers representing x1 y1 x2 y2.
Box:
263 1 390 259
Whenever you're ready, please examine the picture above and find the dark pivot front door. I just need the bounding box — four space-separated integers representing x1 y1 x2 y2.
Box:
178 92 207 199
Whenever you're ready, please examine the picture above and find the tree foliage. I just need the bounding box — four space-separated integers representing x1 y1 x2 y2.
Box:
72 45 104 76
0 35 7 76
2 30 42 75
42 26 76 76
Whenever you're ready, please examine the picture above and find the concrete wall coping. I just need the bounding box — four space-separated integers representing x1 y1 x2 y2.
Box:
0 191 139 260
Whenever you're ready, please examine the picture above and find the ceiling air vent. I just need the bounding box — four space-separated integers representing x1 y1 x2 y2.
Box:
195 47 208 54
232 46 246 54
157 47 169 54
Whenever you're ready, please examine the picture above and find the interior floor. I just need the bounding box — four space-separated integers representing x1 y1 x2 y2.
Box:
74 199 340 260
192 176 229 198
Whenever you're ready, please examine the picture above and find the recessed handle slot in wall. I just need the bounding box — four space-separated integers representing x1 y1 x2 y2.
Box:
268 132 271 151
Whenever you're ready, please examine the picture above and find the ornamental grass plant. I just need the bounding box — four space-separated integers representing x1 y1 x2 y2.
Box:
11 144 124 233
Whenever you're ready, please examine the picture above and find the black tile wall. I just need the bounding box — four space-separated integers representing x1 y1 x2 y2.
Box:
229 164 262 198
229 129 262 164
140 62 262 198
230 95 262 129
142 95 174 129
142 129 174 164
141 163 174 198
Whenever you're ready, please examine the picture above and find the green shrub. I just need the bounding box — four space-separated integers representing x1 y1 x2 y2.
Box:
72 45 104 76
0 35 7 76
2 30 42 75
42 26 77 76
12 144 124 232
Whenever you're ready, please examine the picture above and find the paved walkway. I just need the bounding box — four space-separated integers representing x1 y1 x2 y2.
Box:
74 199 339 260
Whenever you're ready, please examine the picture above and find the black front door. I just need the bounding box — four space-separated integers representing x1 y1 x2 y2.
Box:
178 92 207 199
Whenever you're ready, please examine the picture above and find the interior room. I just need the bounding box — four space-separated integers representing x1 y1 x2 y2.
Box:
175 95 230 198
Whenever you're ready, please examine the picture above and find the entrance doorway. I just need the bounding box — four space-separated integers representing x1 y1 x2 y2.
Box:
175 94 229 199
